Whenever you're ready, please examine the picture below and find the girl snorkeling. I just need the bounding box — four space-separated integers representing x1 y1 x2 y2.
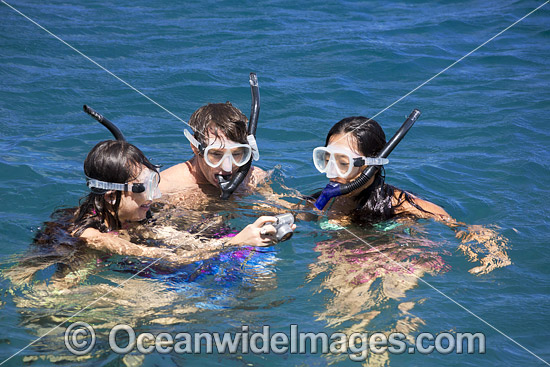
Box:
311 115 450 224
42 140 285 266
305 114 509 366
310 114 510 274
8 139 284 291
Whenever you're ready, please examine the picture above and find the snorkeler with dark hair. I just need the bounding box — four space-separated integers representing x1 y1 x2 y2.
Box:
310 114 510 274
304 114 510 363
70 139 174 259
76 140 288 254
311 115 450 224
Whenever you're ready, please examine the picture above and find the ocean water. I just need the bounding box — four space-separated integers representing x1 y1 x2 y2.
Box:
0 0 549 366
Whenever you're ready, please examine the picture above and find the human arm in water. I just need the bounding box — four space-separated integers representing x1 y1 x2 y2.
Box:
78 215 296 264
393 191 510 274
79 227 182 262
225 215 296 247
392 191 452 221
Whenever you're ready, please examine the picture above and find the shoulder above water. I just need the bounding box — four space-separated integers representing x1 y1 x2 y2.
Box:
392 189 451 221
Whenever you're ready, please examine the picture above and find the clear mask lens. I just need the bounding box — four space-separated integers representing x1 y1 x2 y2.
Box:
313 147 353 178
204 144 252 168
325 160 341 178
142 170 161 201
313 148 330 171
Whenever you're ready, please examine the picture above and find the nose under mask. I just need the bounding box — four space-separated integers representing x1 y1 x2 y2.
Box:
325 160 339 179
221 156 233 172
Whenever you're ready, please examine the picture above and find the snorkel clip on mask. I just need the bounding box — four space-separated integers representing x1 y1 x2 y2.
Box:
314 109 421 210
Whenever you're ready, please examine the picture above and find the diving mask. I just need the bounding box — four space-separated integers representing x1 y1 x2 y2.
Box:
184 129 253 169
86 169 161 201
313 146 389 178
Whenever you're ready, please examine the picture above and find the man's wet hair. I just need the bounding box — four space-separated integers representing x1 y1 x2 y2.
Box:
189 102 248 147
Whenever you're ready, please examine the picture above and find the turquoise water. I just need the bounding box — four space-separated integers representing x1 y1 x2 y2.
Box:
1 0 549 365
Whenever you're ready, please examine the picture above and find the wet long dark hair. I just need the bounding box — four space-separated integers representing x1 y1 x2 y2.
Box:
71 140 159 236
11 141 159 284
321 116 428 224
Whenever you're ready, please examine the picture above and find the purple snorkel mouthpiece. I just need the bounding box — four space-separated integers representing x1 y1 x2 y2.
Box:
314 182 342 210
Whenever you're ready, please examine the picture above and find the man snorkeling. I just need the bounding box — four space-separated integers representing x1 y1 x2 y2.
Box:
160 102 267 196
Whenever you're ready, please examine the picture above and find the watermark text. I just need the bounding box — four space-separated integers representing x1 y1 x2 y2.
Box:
65 323 486 361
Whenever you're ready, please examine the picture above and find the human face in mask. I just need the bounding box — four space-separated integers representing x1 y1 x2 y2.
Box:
313 132 389 186
314 133 365 185
111 165 161 223
192 131 252 188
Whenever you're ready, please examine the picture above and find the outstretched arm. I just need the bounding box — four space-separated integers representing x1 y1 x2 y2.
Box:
394 194 452 221
394 192 511 274
226 215 296 247
80 227 181 262
80 215 296 266
451 223 511 274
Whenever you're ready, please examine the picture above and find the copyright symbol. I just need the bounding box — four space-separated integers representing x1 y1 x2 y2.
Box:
64 322 96 355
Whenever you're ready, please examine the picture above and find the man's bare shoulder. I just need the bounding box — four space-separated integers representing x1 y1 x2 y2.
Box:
160 161 197 193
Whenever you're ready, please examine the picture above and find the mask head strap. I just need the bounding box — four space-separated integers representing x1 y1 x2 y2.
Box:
184 129 205 154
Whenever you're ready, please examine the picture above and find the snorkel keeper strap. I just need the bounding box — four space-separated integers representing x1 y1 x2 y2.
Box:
219 72 261 200
314 109 421 210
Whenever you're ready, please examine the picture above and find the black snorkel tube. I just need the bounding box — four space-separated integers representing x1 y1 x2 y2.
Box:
218 72 260 200
83 104 126 141
314 109 421 210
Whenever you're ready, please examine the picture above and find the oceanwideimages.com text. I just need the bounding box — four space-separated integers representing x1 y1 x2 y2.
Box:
65 322 486 361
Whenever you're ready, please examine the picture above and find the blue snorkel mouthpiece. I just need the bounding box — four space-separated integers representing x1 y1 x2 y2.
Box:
314 109 421 210
314 182 342 210
219 73 260 200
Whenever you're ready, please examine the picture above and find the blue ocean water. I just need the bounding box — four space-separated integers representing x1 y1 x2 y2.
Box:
0 0 549 365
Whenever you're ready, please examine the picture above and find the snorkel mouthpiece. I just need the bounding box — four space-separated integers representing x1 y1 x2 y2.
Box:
219 72 260 200
314 182 342 210
217 174 232 186
314 109 421 210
